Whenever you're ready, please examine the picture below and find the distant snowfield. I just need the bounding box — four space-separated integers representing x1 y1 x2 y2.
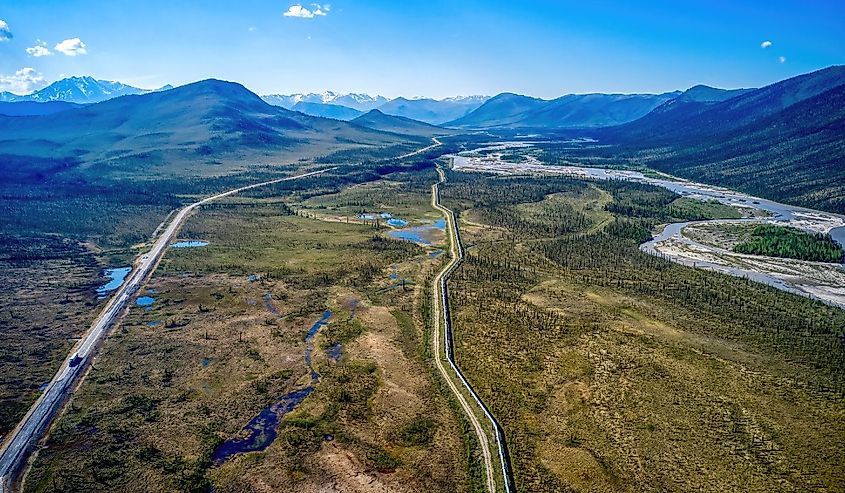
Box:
449 141 845 309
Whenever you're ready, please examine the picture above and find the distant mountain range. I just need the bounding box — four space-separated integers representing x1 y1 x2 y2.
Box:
0 101 83 116
447 91 681 128
291 101 364 120
595 65 845 213
2 66 843 213
264 90 690 129
0 76 173 104
263 93 489 124
608 67 845 144
374 96 490 124
261 92 388 112
1 77 745 130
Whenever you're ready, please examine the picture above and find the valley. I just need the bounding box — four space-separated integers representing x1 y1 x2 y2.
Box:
22 178 472 492
450 141 845 308
437 166 845 492
0 56 843 493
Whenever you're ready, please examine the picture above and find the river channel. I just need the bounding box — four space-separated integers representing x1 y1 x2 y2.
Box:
450 142 845 308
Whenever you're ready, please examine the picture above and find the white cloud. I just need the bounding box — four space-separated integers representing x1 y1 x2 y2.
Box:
0 67 46 94
26 40 53 57
284 5 315 17
760 40 772 49
54 37 88 56
248 26 258 32
0 20 11 41
284 3 329 18
778 56 787 64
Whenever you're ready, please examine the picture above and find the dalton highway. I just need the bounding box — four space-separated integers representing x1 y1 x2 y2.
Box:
431 166 516 493
0 168 334 492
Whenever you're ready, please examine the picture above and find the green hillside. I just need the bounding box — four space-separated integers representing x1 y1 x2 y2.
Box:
640 81 845 213
449 92 678 128
583 66 845 213
0 79 405 180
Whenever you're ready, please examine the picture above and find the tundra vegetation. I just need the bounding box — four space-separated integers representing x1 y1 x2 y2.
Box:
5 136 845 493
440 169 845 492
23 164 476 492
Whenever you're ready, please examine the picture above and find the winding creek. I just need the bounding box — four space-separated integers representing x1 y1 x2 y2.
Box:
451 142 845 308
211 310 334 465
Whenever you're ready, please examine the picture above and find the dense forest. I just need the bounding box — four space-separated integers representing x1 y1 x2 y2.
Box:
733 224 844 262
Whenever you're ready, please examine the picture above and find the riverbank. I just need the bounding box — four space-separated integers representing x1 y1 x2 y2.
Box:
449 141 845 308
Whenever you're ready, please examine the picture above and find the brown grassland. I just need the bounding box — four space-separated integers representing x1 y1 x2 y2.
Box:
23 171 477 493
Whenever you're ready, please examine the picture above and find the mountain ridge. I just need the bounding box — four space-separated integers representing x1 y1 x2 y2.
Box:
0 101 84 116
262 92 388 112
607 64 845 143
0 79 405 179
449 91 681 128
589 65 845 213
351 109 448 137
375 96 490 124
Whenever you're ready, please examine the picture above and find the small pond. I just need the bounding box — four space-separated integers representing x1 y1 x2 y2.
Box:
136 296 155 307
96 267 131 297
171 240 209 248
387 219 446 246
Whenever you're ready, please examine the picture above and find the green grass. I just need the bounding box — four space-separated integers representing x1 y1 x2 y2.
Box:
0 235 103 435
299 171 441 224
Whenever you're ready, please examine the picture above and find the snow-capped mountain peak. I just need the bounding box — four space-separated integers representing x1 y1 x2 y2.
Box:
1 76 169 104
262 91 388 111
442 95 490 103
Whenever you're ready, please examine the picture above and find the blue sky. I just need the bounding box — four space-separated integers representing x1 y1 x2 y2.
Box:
1 0 843 98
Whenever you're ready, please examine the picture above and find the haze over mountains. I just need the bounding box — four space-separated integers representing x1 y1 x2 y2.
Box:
374 96 490 124
6 74 815 133
261 93 490 124
261 92 389 112
351 109 449 137
447 91 682 128
2 76 699 128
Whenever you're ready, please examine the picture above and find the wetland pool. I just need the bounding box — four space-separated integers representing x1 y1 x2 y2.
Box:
212 310 335 465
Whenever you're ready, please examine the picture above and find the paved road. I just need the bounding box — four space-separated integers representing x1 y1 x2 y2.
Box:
430 167 514 493
0 168 334 493
397 137 442 159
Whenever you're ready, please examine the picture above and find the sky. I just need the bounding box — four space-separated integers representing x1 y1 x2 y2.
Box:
1 0 843 99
